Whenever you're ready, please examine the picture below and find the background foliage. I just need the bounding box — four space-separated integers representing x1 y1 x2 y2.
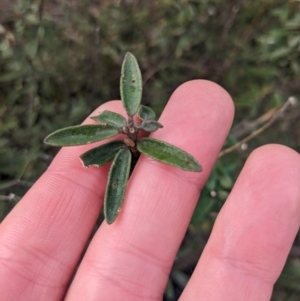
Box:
1 0 300 300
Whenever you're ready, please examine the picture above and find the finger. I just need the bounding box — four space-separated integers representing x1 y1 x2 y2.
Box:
180 145 300 301
0 101 125 301
66 80 234 301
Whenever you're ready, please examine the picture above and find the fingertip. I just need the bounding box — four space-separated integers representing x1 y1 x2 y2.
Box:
168 79 235 124
247 144 300 189
249 143 300 167
155 79 234 180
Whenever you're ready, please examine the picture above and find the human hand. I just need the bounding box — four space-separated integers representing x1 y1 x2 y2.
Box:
0 80 300 301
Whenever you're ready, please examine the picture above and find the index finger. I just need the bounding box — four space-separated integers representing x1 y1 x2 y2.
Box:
0 100 125 301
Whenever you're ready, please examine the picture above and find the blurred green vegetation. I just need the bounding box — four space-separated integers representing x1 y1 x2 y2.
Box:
1 0 300 300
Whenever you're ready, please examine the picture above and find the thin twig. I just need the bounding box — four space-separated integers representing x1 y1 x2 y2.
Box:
0 193 20 202
0 180 32 190
230 106 278 139
0 155 32 190
143 60 166 84
219 97 297 158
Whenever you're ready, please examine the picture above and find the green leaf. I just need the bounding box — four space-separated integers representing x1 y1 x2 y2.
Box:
137 105 156 121
104 148 132 224
137 138 202 172
140 120 163 132
90 110 126 129
80 140 125 167
44 124 119 146
120 52 142 116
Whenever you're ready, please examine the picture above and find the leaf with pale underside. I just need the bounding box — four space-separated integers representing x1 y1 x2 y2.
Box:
44 124 119 146
90 111 126 130
137 105 156 121
140 120 163 132
104 148 132 224
137 138 202 172
80 140 125 167
120 52 142 116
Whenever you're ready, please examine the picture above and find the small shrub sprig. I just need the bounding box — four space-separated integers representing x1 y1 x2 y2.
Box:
44 53 202 224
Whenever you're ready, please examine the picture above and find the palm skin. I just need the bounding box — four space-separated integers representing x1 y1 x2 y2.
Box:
0 80 300 301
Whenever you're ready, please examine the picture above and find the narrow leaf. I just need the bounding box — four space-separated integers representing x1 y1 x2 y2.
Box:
140 120 163 132
90 110 126 129
104 148 132 224
44 124 119 146
120 52 142 116
137 138 202 172
80 140 125 167
137 105 156 121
